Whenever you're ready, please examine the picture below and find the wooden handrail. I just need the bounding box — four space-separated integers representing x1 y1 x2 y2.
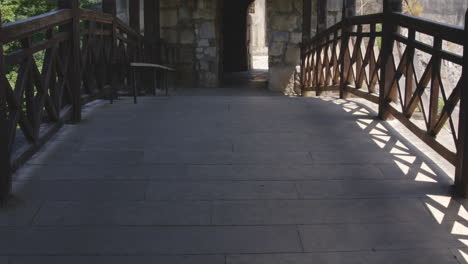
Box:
0 3 168 201
302 22 342 46
79 8 113 24
346 12 384 24
115 17 141 38
131 62 175 71
0 9 73 43
300 9 468 195
392 12 464 45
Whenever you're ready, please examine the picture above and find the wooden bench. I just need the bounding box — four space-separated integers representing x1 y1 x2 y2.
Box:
130 62 176 103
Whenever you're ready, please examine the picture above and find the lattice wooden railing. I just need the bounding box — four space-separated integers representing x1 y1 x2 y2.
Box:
301 22 343 96
0 4 173 200
300 9 468 196
0 9 79 200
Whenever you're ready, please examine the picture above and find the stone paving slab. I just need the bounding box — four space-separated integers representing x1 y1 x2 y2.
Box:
212 198 432 225
183 164 391 181
33 201 212 226
16 164 151 181
377 163 452 184
451 249 468 264
298 222 464 251
232 138 383 152
146 181 299 200
227 250 461 264
80 138 233 152
18 164 409 182
143 151 313 165
309 151 415 164
5 93 467 263
0 200 41 227
8 255 225 264
295 180 451 198
27 150 145 165
0 226 302 255
12 180 147 201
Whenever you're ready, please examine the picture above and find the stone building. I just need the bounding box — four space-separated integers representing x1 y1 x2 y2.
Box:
117 0 343 92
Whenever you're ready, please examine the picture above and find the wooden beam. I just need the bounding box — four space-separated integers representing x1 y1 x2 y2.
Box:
129 0 141 32
102 0 117 17
302 0 312 41
339 0 355 99
0 11 12 202
102 0 118 101
317 0 327 33
314 0 328 96
0 10 74 43
455 9 468 197
378 0 402 120
144 0 160 62
57 0 81 122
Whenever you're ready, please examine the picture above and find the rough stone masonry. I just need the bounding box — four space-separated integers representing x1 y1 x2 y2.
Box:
159 0 342 92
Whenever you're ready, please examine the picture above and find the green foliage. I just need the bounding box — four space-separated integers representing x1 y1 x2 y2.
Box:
0 0 100 23
376 23 382 50
1 0 98 87
0 0 57 23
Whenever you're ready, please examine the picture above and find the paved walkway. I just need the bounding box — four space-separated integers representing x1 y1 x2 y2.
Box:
2 89 468 263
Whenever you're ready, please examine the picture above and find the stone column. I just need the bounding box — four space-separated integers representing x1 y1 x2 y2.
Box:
267 0 303 93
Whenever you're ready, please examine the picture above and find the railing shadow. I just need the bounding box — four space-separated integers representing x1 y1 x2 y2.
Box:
317 95 468 261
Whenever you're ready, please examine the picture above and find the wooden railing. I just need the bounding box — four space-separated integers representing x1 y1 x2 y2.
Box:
300 9 468 196
0 5 173 200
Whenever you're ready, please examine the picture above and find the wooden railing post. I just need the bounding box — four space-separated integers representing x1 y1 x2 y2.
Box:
301 0 312 95
130 0 142 57
58 0 81 122
144 0 161 63
103 0 118 100
455 9 468 197
129 0 141 93
0 11 12 202
379 0 401 120
339 0 355 99
315 0 328 96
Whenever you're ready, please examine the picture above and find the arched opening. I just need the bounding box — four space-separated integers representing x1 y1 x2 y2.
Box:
247 0 268 70
220 0 268 87
221 0 253 73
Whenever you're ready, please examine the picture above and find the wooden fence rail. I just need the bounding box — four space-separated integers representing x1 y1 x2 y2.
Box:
300 8 468 196
0 3 173 201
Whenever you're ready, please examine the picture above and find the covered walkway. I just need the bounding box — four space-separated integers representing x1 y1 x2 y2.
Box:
2 89 467 263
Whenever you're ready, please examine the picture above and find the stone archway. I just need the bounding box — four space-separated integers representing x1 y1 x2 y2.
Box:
220 0 255 73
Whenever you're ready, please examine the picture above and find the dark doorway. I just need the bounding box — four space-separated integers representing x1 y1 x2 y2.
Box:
221 0 254 73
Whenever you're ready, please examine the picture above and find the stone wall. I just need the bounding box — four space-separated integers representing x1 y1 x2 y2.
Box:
266 0 303 92
160 0 220 88
153 0 347 90
266 0 342 93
